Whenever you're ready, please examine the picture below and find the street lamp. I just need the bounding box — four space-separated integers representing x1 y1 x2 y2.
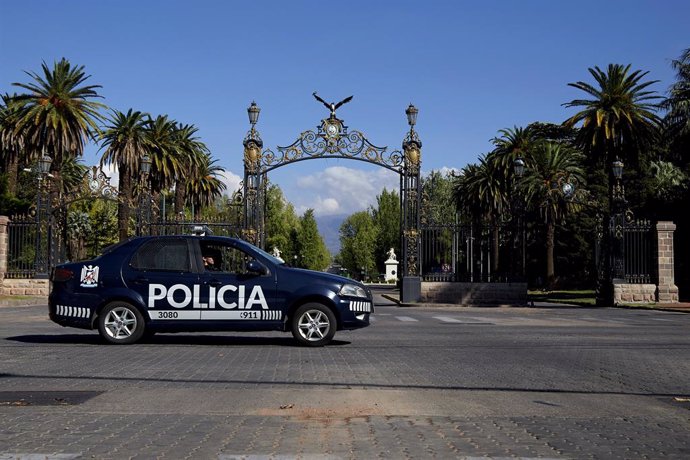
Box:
34 154 53 278
513 157 525 178
405 103 418 128
247 101 261 126
610 158 626 284
512 158 526 281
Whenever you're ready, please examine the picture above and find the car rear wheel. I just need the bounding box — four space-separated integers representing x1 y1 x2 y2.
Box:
291 303 336 347
98 302 146 345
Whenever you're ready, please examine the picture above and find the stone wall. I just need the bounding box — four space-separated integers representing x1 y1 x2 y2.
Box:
613 283 656 304
421 282 528 306
0 278 49 296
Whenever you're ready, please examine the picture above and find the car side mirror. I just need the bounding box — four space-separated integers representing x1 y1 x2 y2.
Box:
247 259 268 275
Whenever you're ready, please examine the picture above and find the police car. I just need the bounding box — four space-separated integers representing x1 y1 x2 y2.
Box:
48 234 373 346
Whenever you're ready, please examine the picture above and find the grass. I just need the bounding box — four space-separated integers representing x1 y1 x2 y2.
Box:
528 289 597 307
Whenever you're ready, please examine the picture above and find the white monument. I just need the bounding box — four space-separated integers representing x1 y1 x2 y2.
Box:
384 248 399 282
271 247 284 262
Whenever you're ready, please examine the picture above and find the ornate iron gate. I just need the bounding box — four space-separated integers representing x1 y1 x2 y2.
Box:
240 96 423 302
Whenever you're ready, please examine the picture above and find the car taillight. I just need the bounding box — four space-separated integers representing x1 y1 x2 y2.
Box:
52 267 74 282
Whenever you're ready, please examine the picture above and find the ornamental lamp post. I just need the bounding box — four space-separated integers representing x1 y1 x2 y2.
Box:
405 103 418 128
247 101 261 126
243 101 264 248
138 155 152 235
38 154 53 175
34 154 53 278
513 157 525 178
401 103 422 303
512 157 526 280
140 154 152 175
610 158 626 285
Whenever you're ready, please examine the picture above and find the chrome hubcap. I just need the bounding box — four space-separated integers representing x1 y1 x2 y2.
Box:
104 307 137 340
297 310 330 341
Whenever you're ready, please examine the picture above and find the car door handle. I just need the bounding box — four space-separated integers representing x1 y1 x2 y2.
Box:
132 277 149 284
205 279 223 287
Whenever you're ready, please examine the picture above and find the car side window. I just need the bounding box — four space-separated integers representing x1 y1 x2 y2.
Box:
130 239 191 272
201 242 253 275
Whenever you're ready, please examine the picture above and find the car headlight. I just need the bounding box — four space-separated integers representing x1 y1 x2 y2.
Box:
338 284 368 299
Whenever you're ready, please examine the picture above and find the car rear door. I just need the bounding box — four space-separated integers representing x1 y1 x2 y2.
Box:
123 237 201 322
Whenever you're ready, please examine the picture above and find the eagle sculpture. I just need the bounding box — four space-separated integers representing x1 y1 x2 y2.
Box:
313 92 353 118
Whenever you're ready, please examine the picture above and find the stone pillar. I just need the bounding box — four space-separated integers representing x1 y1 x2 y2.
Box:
656 221 678 303
0 216 8 283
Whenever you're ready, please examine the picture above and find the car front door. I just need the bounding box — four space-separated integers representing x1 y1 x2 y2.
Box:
197 240 279 325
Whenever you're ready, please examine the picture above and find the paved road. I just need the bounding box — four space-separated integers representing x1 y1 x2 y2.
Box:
1 289 690 459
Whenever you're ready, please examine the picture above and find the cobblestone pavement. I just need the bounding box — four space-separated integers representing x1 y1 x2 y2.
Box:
1 296 690 459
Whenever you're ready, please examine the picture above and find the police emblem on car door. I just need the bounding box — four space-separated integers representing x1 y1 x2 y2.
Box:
197 241 279 322
124 238 201 320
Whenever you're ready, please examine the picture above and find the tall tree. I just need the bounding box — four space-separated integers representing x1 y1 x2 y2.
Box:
0 93 26 195
371 187 400 271
339 211 378 280
172 123 207 215
563 64 661 169
662 48 690 165
453 155 507 271
521 142 585 287
11 58 106 186
295 209 330 271
186 154 226 219
145 115 181 211
100 109 149 240
265 184 300 260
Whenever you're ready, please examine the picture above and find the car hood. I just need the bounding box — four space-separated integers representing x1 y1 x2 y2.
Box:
283 266 360 286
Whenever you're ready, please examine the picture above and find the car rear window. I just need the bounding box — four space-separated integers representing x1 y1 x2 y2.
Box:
130 239 191 272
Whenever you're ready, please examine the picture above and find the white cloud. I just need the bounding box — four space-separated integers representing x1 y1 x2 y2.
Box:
99 163 119 188
293 166 399 216
218 170 242 196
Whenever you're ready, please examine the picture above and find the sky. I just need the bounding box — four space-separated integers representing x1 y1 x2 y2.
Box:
1 0 688 217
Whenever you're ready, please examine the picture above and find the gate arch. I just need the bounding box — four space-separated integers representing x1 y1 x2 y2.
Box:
240 96 422 301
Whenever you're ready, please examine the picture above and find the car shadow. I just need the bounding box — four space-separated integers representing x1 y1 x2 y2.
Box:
6 334 351 347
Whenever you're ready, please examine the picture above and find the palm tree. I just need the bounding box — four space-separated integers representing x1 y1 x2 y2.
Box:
11 59 106 182
563 64 661 168
144 115 182 215
100 109 150 240
11 59 105 261
662 48 690 162
172 123 208 216
454 155 508 273
491 126 535 171
186 155 226 219
521 142 585 287
0 93 25 195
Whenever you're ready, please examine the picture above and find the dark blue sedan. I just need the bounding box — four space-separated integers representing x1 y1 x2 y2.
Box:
49 235 373 346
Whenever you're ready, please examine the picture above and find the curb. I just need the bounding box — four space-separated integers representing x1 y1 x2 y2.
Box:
0 296 47 308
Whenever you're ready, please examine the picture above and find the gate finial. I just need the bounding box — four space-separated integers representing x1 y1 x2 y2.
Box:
312 92 353 118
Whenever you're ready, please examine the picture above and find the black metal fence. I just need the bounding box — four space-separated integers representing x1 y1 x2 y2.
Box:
145 220 242 238
624 219 655 284
6 215 38 279
421 223 521 283
595 218 656 285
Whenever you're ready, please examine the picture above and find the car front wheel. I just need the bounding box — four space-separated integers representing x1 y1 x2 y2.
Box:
98 302 146 345
291 303 336 347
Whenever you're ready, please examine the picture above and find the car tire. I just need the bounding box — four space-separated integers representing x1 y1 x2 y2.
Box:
291 303 337 347
98 302 146 345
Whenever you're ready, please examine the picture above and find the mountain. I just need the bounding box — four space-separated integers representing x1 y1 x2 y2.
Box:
315 214 347 255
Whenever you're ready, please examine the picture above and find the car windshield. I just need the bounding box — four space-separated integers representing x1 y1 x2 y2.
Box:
251 245 286 265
